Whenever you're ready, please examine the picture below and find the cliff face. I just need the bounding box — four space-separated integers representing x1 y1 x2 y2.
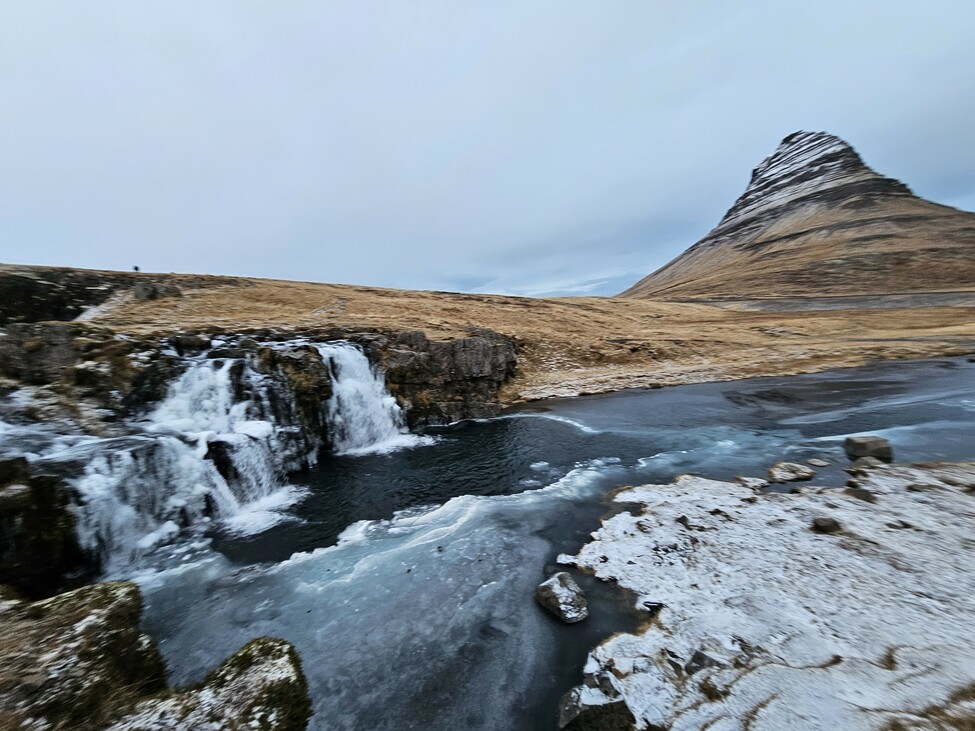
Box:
621 131 975 298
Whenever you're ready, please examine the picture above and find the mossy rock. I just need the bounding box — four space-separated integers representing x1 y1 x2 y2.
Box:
108 636 312 730
0 581 167 729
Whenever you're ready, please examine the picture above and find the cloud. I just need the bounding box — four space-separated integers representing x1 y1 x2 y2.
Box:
1 1 973 295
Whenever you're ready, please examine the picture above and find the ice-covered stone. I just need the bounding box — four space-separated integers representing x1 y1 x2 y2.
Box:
535 571 589 623
767 461 815 482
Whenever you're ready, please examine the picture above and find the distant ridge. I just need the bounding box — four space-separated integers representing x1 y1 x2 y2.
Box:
621 131 975 298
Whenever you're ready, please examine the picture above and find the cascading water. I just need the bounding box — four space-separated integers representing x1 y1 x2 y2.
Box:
12 340 432 575
317 342 434 455
67 356 302 574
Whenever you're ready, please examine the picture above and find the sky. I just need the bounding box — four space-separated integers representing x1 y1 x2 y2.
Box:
2 2 974 297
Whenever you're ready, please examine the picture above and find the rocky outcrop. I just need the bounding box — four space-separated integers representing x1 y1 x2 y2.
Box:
108 637 311 731
561 462 975 730
0 457 89 598
621 131 975 298
0 581 166 729
0 266 137 325
0 322 185 424
0 580 311 730
0 264 241 325
375 328 517 425
0 323 516 433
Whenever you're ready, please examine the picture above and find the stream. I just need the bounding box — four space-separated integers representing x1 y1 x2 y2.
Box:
131 355 975 730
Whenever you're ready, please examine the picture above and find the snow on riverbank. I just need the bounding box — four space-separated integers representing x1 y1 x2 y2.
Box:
562 463 975 730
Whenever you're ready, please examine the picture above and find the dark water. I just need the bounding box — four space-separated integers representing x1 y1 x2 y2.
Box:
146 356 975 730
215 355 975 562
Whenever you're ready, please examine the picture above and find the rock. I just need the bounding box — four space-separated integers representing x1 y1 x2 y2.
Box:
380 328 517 426
169 332 210 355
206 346 249 359
535 572 589 623
132 281 182 301
0 580 312 731
107 637 311 731
558 685 636 730
844 436 893 462
807 458 831 467
0 463 89 598
767 462 815 483
0 581 166 729
852 456 887 468
844 487 877 503
0 266 137 325
736 476 769 490
811 516 843 534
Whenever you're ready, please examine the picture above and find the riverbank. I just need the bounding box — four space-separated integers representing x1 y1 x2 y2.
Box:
563 460 975 730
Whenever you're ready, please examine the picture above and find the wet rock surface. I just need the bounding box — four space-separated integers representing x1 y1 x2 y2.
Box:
0 457 89 597
376 328 517 425
563 462 975 730
845 435 893 462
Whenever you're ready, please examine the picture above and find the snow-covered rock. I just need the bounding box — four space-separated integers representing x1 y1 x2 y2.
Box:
108 637 310 731
767 461 815 482
736 475 768 490
535 571 589 623
562 463 975 730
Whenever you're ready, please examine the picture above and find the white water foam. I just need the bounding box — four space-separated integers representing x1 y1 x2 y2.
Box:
68 357 304 574
316 342 435 455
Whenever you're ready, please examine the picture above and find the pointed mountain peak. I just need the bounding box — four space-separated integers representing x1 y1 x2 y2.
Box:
719 131 912 233
619 131 975 299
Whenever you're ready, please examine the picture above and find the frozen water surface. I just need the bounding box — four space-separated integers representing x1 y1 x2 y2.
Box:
135 356 975 730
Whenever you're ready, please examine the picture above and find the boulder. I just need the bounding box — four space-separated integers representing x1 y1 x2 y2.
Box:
844 436 893 462
767 462 815 483
0 581 312 731
107 637 311 731
736 476 768 490
0 581 166 729
811 517 843 534
807 458 831 467
535 572 589 623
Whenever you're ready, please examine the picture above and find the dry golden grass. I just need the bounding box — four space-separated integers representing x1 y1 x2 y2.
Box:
90 275 975 403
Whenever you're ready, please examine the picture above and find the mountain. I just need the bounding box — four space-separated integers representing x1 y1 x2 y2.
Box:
621 131 975 299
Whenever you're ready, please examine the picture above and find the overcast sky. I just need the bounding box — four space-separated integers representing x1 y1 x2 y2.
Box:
2 2 974 296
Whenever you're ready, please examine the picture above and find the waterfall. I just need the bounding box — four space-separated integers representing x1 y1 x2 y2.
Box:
68 357 301 574
20 340 430 575
316 342 433 455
